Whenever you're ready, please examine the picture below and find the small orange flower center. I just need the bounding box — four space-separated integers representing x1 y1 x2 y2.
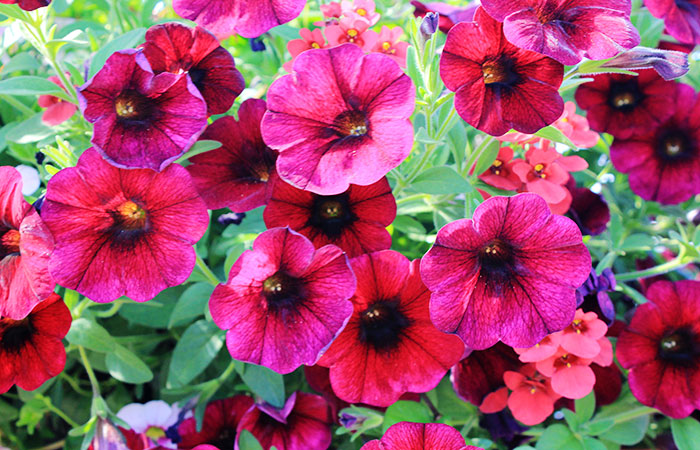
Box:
320 200 343 219
664 136 683 156
311 42 321 49
613 92 635 108
533 163 546 178
116 200 148 230
115 98 138 119
334 110 369 137
482 62 508 85
572 318 583 334
356 7 367 16
1 229 21 256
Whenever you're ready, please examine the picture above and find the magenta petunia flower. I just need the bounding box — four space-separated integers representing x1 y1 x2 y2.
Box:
421 193 591 350
141 23 245 116
263 177 395 258
172 0 306 39
0 166 55 320
209 227 355 374
646 0 700 45
609 82 700 204
617 280 700 418
318 251 464 406
236 392 332 450
0 0 50 11
574 69 676 140
186 99 278 212
480 0 639 65
262 44 415 195
178 395 255 448
440 8 564 136
361 422 482 450
78 49 207 171
42 148 209 303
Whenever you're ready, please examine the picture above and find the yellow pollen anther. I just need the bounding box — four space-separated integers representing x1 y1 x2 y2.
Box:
566 363 572 368
614 92 635 108
534 164 544 172
311 42 321 49
349 124 367 136
116 200 147 229
529 387 536 394
382 42 392 51
492 160 503 168
347 29 358 38
145 426 165 439
356 8 367 15
1 229 20 254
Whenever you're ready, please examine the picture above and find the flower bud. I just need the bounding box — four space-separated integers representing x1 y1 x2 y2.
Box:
601 46 689 80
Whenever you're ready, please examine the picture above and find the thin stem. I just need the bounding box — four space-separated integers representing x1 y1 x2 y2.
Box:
78 345 101 398
589 406 657 425
0 94 35 116
59 372 92 397
617 282 648 305
195 254 221 286
31 440 66 450
615 256 688 281
43 402 80 428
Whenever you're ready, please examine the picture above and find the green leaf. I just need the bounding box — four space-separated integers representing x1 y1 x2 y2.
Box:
382 400 433 432
582 419 615 436
167 320 224 388
240 363 285 408
5 113 55 144
89 28 146 78
0 398 18 423
16 396 48 434
536 424 584 450
0 4 28 21
1 53 41 75
599 414 649 445
472 136 500 176
168 283 214 328
411 166 473 195
405 46 425 89
620 233 655 251
575 392 596 424
175 140 222 163
563 408 580 431
534 126 576 149
434 377 477 419
671 417 700 450
238 430 264 450
392 215 427 235
66 318 117 353
105 345 153 384
582 437 608 450
0 76 70 99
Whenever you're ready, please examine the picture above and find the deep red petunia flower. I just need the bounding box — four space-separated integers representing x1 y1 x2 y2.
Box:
574 69 676 140
361 422 482 450
236 392 333 450
318 251 464 406
565 176 611 237
141 23 244 116
646 0 700 45
263 177 395 258
186 99 278 212
78 49 208 171
421 193 591 350
262 44 415 196
0 0 50 11
178 395 254 449
210 227 355 374
42 148 209 303
440 8 564 136
172 0 306 39
609 82 700 204
0 293 71 393
480 0 639 65
617 280 700 418
0 166 55 320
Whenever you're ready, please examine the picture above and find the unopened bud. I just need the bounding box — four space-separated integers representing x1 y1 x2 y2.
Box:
420 12 439 40
601 46 689 80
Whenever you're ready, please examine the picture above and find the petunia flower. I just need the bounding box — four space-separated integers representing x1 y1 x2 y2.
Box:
78 49 208 171
37 75 77 126
284 28 328 72
0 293 71 393
88 420 149 450
172 0 306 39
42 148 209 303
480 0 639 65
263 177 395 258
609 82 700 204
209 227 356 374
318 251 464 406
117 400 181 449
262 44 415 195
178 395 254 449
186 99 278 212
361 422 482 450
421 193 591 350
411 1 478 33
141 23 245 116
503 364 560 426
617 280 700 418
645 0 700 45
565 177 611 237
370 26 409 68
477 147 523 191
0 0 50 11
440 8 564 136
325 17 379 50
341 0 380 25
0 166 55 320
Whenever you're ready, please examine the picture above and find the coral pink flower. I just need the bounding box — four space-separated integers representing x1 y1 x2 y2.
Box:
371 26 409 68
0 167 55 320
559 309 608 359
284 28 328 71
78 50 207 171
178 396 254 448
37 76 77 126
186 99 278 212
421 193 591 350
0 293 70 393
209 227 356 374
263 177 395 258
321 2 342 19
361 422 482 450
477 147 522 191
42 148 209 303
440 8 564 136
536 350 595 399
262 44 415 195
480 0 639 65
610 82 700 205
617 280 700 418
411 1 478 32
319 251 464 406
341 0 380 25
141 23 244 116
0 0 49 10
554 102 599 148
646 0 700 45
515 333 562 363
503 365 560 425
172 0 306 39
325 17 379 50
236 392 333 450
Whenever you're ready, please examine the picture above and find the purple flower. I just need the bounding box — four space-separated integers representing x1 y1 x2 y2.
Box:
601 46 690 81
646 0 700 45
576 268 616 325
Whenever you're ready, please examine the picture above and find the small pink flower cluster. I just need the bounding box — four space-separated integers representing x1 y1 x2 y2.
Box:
285 0 408 70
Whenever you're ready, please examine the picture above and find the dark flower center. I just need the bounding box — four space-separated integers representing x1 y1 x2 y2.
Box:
189 67 207 88
607 81 642 112
482 58 518 86
478 239 515 279
359 300 411 352
0 227 20 260
262 271 305 312
1 318 33 353
658 327 698 367
309 194 356 238
333 110 369 137
489 159 504 175
114 90 153 122
211 427 237 449
656 129 694 162
110 200 150 242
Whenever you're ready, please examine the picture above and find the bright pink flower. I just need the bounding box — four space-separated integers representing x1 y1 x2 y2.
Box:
186 99 278 212
440 8 564 136
341 0 380 25
559 309 608 359
178 396 254 448
421 193 591 350
262 44 415 195
554 102 599 148
515 333 562 363
210 227 355 374
319 251 464 406
172 0 306 39
284 28 328 71
477 147 522 191
503 365 560 425
42 148 209 303
321 2 342 19
37 75 77 126
0 167 55 320
536 349 595 399
325 17 379 50
0 0 49 10
411 1 478 33
361 422 482 450
371 26 409 68
646 0 700 45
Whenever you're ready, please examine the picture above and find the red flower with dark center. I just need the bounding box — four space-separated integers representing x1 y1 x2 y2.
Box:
0 293 71 393
574 70 677 140
186 99 278 212
0 0 50 10
263 177 395 258
440 8 564 136
318 251 464 406
141 23 244 116
361 421 482 450
565 176 610 236
178 395 254 449
617 280 700 418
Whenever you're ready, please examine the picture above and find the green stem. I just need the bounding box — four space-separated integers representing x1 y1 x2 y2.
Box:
78 345 101 398
218 360 236 381
43 401 80 428
0 94 35 116
589 406 657 425
195 254 221 286
615 256 688 281
617 282 648 305
59 372 92 397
